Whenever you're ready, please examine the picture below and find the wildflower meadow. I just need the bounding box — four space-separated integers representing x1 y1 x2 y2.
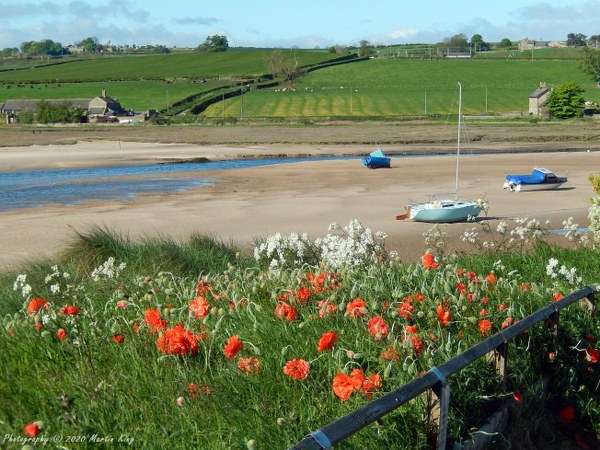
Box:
1 208 600 448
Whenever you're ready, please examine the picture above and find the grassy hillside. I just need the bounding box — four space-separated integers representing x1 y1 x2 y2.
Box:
1 49 598 117
0 50 337 83
204 58 600 117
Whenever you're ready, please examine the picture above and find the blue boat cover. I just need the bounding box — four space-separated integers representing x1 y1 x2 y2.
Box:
505 168 565 185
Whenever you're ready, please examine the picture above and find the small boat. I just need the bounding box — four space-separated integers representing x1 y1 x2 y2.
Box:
396 197 483 223
362 148 391 169
397 82 483 223
503 167 568 192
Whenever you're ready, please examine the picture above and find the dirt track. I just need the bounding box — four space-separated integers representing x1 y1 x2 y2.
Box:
2 121 600 154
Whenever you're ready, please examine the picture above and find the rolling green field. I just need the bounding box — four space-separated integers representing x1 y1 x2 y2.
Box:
1 49 598 117
0 80 232 112
0 50 336 82
205 58 600 117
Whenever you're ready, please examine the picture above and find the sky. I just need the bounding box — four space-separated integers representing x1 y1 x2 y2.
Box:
1 0 599 50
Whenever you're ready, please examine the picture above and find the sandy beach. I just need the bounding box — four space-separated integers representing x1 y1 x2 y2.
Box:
0 140 597 271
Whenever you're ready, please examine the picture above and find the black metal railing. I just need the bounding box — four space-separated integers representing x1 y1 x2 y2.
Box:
291 285 598 450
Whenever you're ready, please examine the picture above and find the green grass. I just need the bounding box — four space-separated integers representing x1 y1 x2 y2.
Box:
205 59 600 117
3 50 599 118
0 221 599 449
0 80 232 111
0 50 340 83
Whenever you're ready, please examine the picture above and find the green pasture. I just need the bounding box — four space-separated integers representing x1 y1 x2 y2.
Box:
0 49 338 83
0 80 230 111
204 58 600 117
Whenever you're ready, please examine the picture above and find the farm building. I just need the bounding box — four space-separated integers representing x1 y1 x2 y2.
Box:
0 88 155 124
528 85 550 116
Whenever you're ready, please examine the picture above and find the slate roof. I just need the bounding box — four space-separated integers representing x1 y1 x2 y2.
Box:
1 98 90 112
529 87 550 99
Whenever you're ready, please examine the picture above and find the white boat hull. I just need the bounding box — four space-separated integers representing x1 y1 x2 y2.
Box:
503 181 565 192
405 199 482 223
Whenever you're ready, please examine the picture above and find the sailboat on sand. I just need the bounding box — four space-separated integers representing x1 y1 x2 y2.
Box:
396 82 485 223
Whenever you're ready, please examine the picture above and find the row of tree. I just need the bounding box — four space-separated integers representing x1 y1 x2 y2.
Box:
3 32 600 58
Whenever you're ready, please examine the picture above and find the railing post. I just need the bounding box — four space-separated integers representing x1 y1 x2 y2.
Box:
583 293 596 316
427 381 450 449
486 343 508 390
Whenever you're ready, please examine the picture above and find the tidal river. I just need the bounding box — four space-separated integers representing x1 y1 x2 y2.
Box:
0 157 349 212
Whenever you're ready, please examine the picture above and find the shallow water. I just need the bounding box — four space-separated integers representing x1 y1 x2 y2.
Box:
0 157 352 211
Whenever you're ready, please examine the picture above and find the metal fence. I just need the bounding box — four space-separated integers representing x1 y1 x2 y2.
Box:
290 285 598 450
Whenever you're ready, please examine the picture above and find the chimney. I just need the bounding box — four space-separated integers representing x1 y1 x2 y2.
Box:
102 88 106 97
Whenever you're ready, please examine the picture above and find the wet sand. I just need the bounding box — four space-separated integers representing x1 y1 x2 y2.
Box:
0 141 597 271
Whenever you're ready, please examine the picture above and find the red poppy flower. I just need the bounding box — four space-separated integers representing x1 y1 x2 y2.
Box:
274 302 299 321
223 335 243 359
61 305 80 315
317 300 338 318
553 292 564 302
144 308 168 333
405 325 418 334
295 286 311 304
34 323 42 331
237 357 261 375
346 298 367 318
436 305 451 327
111 333 124 344
24 422 41 437
27 298 49 316
189 296 210 319
361 373 382 398
196 280 213 295
398 301 414 319
559 405 575 423
513 390 523 403
56 328 67 340
283 359 310 380
368 316 389 340
478 319 493 336
584 348 599 365
332 371 363 400
410 335 424 354
485 272 497 285
157 324 198 355
380 346 401 361
317 331 338 351
421 253 439 269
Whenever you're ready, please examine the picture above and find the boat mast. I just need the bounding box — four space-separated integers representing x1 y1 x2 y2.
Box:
455 82 462 198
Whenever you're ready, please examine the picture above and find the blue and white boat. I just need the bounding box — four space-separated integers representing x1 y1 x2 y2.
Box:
397 82 484 223
362 148 391 169
503 167 568 192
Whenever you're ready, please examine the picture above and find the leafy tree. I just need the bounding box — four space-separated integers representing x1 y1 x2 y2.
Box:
580 47 600 83
358 40 376 57
442 34 469 51
0 47 19 57
198 35 229 52
36 101 85 124
545 82 586 119
18 109 34 124
20 39 63 56
567 33 587 47
590 35 600 45
499 38 513 48
77 37 102 53
152 45 171 54
470 34 489 51
266 50 305 87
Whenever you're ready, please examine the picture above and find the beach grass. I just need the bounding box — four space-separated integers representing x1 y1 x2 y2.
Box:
1 222 599 448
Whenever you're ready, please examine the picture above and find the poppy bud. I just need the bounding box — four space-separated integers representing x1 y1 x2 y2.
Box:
246 439 257 450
